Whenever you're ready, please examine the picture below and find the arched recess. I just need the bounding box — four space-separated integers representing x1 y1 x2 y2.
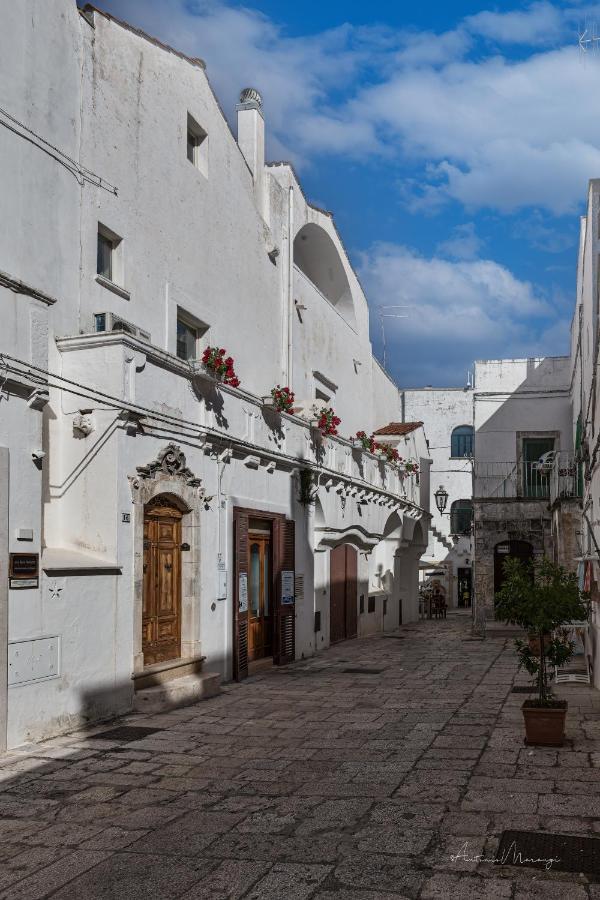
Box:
294 223 355 323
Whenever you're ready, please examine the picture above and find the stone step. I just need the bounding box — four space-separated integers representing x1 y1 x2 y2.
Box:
132 656 206 691
133 671 221 714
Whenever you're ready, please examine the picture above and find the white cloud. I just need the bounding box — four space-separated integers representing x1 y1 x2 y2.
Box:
99 1 600 215
350 45 600 214
465 1 565 45
436 222 483 260
359 243 567 384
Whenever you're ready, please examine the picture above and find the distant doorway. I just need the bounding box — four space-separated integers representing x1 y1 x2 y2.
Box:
330 544 358 644
248 522 273 663
494 540 533 597
457 568 472 608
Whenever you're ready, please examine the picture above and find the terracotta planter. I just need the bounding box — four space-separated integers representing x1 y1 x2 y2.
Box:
528 632 552 657
522 700 567 747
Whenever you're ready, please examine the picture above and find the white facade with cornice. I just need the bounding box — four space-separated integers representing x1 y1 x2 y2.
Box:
0 1 430 748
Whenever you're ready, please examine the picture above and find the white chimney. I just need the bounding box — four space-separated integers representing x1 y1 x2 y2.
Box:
236 88 267 218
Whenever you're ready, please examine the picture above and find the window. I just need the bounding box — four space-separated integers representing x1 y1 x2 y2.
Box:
313 371 336 405
451 425 474 458
96 224 123 288
186 113 208 176
176 308 208 361
97 232 113 280
521 436 555 498
450 500 473 536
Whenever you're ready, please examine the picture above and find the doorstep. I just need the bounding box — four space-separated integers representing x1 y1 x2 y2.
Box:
132 655 206 691
133 671 221 714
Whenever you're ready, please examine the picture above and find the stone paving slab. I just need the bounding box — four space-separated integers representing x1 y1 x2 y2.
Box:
1 612 600 897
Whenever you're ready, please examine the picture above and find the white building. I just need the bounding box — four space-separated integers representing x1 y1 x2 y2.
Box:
570 179 600 688
472 356 574 617
0 1 430 749
401 389 474 609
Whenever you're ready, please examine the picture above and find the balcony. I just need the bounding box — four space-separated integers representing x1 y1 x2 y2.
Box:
474 453 582 503
549 451 581 504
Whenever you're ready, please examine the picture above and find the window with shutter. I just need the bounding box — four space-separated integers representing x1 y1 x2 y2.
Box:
233 512 249 681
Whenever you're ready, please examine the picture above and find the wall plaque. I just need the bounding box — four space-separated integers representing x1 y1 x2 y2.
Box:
9 553 39 589
238 573 248 613
281 570 295 605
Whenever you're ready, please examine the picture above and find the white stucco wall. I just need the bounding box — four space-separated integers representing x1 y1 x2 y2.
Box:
402 388 474 607
0 1 431 746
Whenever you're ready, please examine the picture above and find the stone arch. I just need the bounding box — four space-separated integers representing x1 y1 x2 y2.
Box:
294 223 355 323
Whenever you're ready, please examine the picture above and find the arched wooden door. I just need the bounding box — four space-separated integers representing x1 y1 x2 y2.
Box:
494 539 533 598
143 498 183 666
330 544 358 644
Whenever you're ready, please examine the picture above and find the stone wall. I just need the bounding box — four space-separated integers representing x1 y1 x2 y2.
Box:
473 498 553 617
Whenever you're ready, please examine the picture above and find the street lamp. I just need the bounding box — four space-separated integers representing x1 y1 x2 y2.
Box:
434 484 449 515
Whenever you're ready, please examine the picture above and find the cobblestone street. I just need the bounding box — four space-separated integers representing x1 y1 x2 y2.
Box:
2 612 600 899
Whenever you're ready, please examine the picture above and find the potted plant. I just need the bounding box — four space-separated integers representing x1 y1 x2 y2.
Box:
402 459 420 476
353 430 376 452
495 557 589 747
201 346 240 387
264 385 295 413
312 406 341 437
377 442 400 464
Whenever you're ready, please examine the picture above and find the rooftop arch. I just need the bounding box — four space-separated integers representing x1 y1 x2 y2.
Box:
294 223 354 322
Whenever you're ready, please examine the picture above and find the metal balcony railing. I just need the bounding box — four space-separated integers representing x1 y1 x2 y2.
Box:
549 451 581 503
474 453 582 502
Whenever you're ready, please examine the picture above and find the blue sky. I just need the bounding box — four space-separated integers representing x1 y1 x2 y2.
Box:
94 0 600 386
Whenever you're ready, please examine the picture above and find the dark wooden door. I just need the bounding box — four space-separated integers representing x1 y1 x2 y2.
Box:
494 540 533 597
248 533 272 661
330 544 358 644
143 502 182 666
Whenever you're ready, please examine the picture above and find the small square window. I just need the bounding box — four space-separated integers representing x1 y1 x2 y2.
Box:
186 113 208 176
176 308 208 361
96 224 123 286
177 318 198 361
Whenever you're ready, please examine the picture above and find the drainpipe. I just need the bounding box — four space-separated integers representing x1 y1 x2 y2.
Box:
286 185 294 388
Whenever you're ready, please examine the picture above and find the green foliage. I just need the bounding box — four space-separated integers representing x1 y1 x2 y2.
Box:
495 557 589 706
298 468 317 506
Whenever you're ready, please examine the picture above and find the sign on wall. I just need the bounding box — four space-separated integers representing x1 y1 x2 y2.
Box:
217 561 227 600
238 573 248 613
9 553 39 589
281 570 295 605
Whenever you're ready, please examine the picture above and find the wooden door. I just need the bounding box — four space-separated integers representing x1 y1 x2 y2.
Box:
143 501 182 666
248 532 272 661
330 544 358 644
494 540 533 598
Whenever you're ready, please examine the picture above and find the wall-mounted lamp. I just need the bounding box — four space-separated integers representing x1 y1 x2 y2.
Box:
434 484 449 515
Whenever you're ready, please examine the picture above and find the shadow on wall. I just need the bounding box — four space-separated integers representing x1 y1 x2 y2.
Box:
473 356 573 611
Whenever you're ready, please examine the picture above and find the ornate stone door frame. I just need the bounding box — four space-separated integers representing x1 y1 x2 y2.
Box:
129 444 207 673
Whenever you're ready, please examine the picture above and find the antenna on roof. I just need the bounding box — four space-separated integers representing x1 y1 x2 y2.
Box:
578 21 600 58
378 306 412 370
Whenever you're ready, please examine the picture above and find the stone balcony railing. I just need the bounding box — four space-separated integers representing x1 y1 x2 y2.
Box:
49 330 423 509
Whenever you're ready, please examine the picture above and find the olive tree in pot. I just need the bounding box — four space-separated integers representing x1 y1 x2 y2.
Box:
495 557 589 747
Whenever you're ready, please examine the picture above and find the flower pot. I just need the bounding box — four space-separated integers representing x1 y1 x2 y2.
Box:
262 396 276 408
522 700 567 747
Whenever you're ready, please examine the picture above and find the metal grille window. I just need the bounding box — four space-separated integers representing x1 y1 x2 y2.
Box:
451 425 474 458
450 499 473 535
